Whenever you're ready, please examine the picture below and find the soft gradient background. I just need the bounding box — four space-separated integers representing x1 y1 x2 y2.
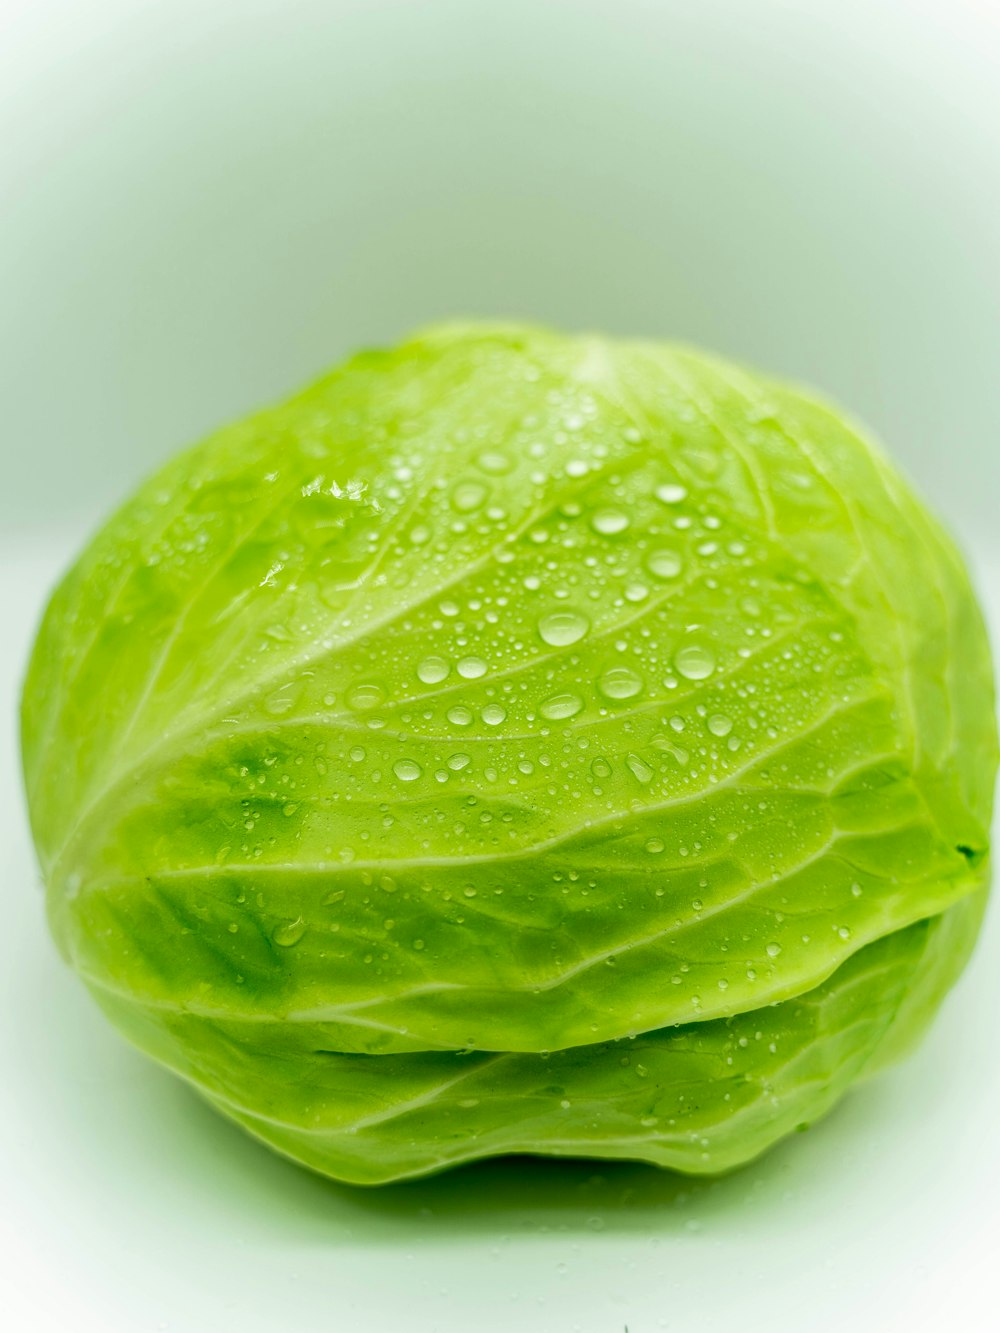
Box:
2 2 998 1330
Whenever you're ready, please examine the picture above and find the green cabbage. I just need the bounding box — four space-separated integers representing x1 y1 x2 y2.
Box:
21 323 997 1184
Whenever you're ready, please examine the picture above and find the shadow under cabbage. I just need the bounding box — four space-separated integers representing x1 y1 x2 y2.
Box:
169 1072 874 1242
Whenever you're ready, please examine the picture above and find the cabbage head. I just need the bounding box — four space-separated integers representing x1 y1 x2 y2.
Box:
21 323 997 1185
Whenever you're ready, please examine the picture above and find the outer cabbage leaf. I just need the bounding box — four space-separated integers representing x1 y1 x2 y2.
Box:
85 893 985 1184
21 323 997 1181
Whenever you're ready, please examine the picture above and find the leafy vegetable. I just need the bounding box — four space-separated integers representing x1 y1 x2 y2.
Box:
21 323 997 1184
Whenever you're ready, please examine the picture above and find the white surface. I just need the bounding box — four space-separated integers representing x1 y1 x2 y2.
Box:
1 541 998 1333
3 0 1000 546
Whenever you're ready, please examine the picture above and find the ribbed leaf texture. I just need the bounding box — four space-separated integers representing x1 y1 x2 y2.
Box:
22 324 997 1183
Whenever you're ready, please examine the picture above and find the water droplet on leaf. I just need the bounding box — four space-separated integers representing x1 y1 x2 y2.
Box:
674 644 716 680
451 481 488 512
538 610 590 647
540 692 584 720
273 917 306 947
347 682 385 711
457 656 487 679
646 549 683 580
264 683 301 716
598 666 643 700
417 656 450 684
626 753 653 783
591 508 630 536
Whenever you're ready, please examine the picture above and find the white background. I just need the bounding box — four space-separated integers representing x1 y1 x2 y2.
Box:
2 2 998 1330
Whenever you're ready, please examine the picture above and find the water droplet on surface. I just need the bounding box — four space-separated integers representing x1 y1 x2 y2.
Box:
417 656 450 684
481 703 507 726
447 753 471 771
538 610 590 647
655 483 687 504
451 481 488 512
393 759 423 782
626 753 654 783
707 713 733 737
645 837 665 854
540 692 584 721
447 705 474 727
264 683 301 716
476 451 512 475
347 682 386 711
590 508 630 536
646 549 684 580
766 942 782 957
674 644 716 680
457 656 488 679
598 666 643 700
273 917 306 947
